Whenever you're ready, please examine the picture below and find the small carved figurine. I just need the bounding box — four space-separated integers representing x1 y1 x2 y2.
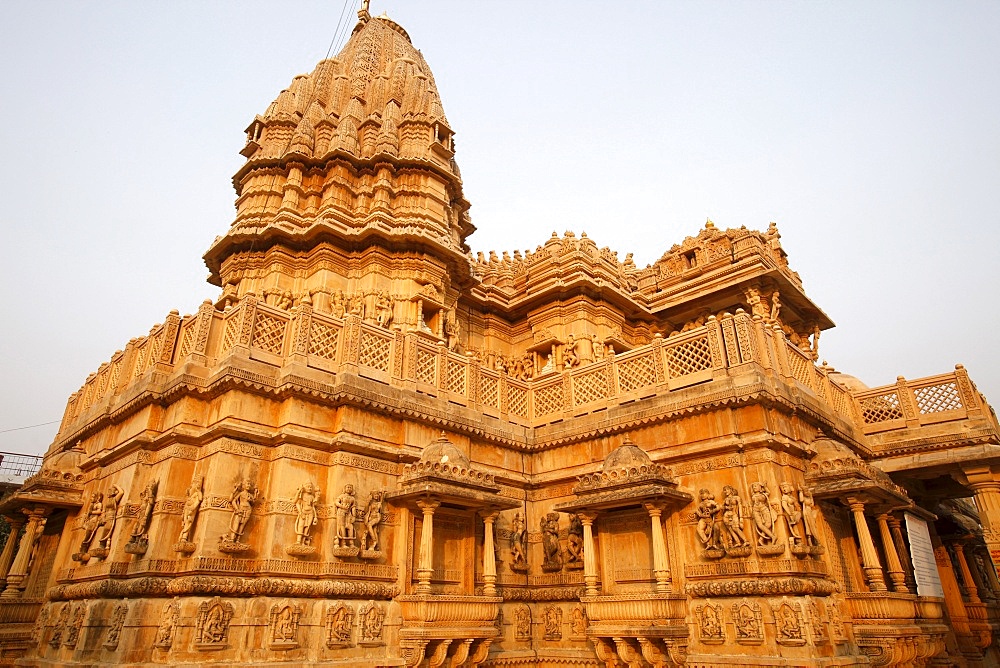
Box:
293 482 319 546
96 485 125 551
77 492 104 557
177 475 204 544
721 485 750 548
510 511 528 570
360 490 384 554
750 482 776 546
334 484 358 548
224 479 257 544
565 514 584 567
695 488 722 550
375 292 393 328
540 512 562 572
780 482 803 544
799 487 819 546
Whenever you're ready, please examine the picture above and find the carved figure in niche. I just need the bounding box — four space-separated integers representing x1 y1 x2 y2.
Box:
331 290 346 319
540 512 562 572
562 334 579 368
30 605 48 645
696 603 724 643
444 310 461 351
799 487 820 548
75 492 104 559
326 603 354 647
573 333 594 366
828 600 846 641
375 292 393 328
49 604 69 647
126 480 158 554
777 603 803 641
196 597 234 647
593 335 605 361
358 601 385 644
350 293 364 317
360 490 384 555
750 482 776 546
809 599 827 643
293 482 319 545
221 479 257 549
695 488 722 552
510 512 528 571
565 514 584 569
780 482 803 545
514 605 532 640
543 605 562 640
769 290 781 324
175 475 203 552
539 352 555 375
155 599 180 648
732 600 763 644
95 484 124 553
65 602 86 648
570 605 587 637
269 603 301 647
720 486 750 553
333 484 358 548
104 600 128 650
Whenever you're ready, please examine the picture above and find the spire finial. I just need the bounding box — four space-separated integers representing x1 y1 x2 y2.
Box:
359 0 371 22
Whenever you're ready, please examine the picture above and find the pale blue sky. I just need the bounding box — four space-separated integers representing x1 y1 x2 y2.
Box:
2 1 998 454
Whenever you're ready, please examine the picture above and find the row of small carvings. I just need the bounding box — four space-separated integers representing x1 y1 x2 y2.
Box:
693 482 822 560
58 556 398 584
501 602 588 641
691 596 848 647
32 597 386 654
72 477 388 566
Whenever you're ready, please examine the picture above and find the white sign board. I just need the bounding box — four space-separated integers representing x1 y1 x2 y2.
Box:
905 512 944 598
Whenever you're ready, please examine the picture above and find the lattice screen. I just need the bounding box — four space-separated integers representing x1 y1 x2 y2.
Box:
178 322 197 359
252 312 287 355
446 360 467 395
788 351 814 389
617 353 656 393
359 332 392 372
132 344 148 379
858 393 903 424
534 383 564 417
507 385 527 418
665 336 713 378
222 317 239 353
308 321 340 360
573 369 607 406
480 375 499 408
415 348 437 384
914 382 963 414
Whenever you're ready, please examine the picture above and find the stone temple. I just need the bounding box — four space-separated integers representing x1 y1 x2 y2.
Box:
2 7 1000 668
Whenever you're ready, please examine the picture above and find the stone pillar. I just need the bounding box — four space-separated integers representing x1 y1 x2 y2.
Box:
951 542 981 604
579 512 599 596
1 508 47 599
0 517 25 588
481 510 499 597
888 515 917 592
415 499 440 595
877 513 909 593
848 499 886 592
644 502 671 593
962 466 1000 574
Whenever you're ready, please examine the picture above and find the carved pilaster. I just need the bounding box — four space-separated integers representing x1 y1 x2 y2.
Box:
848 499 886 592
876 513 909 593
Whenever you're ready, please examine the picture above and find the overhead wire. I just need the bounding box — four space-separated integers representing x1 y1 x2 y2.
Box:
0 419 61 435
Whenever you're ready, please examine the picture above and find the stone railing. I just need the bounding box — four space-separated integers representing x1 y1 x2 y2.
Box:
853 366 990 435
55 297 996 447
844 592 917 621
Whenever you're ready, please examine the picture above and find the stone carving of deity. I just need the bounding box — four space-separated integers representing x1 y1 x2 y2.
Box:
360 490 384 554
565 514 584 568
76 492 104 558
176 476 204 551
155 599 180 648
326 603 354 647
695 488 722 551
95 485 124 554
104 601 128 650
510 511 528 571
331 290 346 319
799 487 820 547
543 605 562 640
293 482 319 546
780 482 803 545
721 485 750 550
750 482 776 546
514 605 531 640
130 480 157 541
375 292 393 328
334 484 358 548
540 512 562 572
222 479 257 549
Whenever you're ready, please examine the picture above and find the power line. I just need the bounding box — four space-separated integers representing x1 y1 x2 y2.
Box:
0 419 60 435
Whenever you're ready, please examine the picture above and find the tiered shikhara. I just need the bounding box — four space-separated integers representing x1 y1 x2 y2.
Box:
2 8 1000 668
